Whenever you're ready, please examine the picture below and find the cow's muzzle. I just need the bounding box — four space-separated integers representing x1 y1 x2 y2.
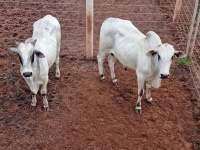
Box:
23 72 32 77
160 74 169 79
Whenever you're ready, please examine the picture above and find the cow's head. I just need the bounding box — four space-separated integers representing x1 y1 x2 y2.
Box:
147 43 185 79
9 39 45 78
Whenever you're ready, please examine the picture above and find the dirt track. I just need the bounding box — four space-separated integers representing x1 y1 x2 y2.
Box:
0 0 200 149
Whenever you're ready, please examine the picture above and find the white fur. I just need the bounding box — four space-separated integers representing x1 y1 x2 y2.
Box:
97 18 184 114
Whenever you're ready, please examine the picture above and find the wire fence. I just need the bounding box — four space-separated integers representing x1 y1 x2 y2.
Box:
0 0 179 55
165 0 200 101
0 0 199 99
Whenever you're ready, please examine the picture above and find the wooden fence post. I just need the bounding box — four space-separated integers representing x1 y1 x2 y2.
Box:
173 0 182 22
86 0 94 59
186 0 200 58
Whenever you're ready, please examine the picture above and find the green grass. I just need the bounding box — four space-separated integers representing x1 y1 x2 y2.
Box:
176 57 192 67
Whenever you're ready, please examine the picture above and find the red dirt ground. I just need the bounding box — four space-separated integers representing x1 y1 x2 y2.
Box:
0 0 200 149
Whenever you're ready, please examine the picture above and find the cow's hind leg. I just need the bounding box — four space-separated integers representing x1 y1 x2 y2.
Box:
135 75 145 114
108 53 117 84
55 56 60 78
55 31 61 78
146 83 154 104
41 77 49 111
97 51 107 81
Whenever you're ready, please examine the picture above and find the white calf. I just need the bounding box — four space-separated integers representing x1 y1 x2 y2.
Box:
9 15 61 111
97 18 184 114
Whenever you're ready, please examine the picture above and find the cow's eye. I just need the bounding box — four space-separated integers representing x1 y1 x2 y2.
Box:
158 55 161 61
31 53 34 63
18 54 23 65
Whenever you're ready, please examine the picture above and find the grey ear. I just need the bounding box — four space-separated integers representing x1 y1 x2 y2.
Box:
147 50 157 56
31 39 37 47
9 40 20 53
174 51 185 58
34 50 45 58
9 47 18 54
14 40 19 46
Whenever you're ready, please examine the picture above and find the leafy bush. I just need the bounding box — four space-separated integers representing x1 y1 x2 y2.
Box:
176 57 192 66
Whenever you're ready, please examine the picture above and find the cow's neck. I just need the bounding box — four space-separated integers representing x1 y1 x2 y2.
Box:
34 55 49 78
150 55 160 76
147 56 161 88
30 55 40 80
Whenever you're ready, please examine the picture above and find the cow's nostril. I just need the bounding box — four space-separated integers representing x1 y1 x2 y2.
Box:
160 74 169 79
23 72 32 77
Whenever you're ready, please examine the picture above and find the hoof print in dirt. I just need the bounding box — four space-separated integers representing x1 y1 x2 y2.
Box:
135 109 142 114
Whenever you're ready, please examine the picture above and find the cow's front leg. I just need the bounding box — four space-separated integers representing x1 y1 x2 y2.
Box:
42 94 49 111
146 83 154 104
135 75 144 114
108 53 118 84
41 78 49 111
30 94 37 110
30 85 39 110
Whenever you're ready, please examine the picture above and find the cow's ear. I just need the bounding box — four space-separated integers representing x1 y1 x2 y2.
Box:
34 50 45 58
9 47 18 54
8 40 19 53
147 50 157 56
31 39 37 47
174 51 185 58
14 40 19 46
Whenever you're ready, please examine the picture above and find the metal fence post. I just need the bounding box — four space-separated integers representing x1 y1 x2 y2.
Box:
186 0 200 58
86 0 94 59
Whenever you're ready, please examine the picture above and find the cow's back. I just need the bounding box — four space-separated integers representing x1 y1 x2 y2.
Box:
32 15 61 68
101 18 143 36
99 18 145 51
32 15 60 38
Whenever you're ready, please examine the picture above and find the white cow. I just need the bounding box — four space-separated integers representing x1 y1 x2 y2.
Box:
9 15 61 111
97 18 184 114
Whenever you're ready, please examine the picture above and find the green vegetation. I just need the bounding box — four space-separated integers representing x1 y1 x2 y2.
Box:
176 57 192 67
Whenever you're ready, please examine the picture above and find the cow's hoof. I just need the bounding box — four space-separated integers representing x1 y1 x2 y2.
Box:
30 105 36 110
146 97 154 104
112 78 118 85
55 72 60 78
99 75 105 81
44 107 50 111
100 77 105 81
112 81 119 85
135 109 142 114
